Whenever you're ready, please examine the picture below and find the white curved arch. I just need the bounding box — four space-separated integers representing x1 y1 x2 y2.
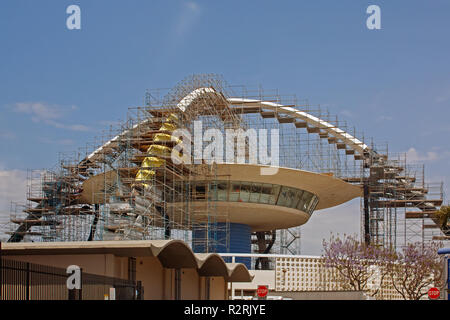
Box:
82 87 372 168
82 87 218 166
177 87 216 112
227 97 370 156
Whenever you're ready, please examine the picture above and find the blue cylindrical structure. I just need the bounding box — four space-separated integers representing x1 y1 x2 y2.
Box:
192 222 251 269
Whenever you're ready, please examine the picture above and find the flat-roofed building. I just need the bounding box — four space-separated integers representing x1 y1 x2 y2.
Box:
1 240 253 300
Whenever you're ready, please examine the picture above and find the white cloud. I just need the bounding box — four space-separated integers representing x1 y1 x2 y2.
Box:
14 102 64 122
0 167 27 241
174 1 202 38
0 167 27 205
405 147 439 163
12 102 92 132
45 120 91 132
376 115 393 122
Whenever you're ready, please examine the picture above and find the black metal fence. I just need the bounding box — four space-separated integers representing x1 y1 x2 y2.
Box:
0 258 141 300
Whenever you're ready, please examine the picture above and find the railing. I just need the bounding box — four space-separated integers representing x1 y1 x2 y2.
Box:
219 253 321 270
0 258 141 300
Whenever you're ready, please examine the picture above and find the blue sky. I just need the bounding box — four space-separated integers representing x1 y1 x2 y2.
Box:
1 1 449 253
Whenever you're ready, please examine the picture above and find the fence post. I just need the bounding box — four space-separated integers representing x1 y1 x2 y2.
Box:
79 268 83 300
136 281 142 300
26 262 30 300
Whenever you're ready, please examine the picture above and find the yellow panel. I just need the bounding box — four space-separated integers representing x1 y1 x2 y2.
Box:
147 145 172 157
166 113 179 123
134 113 181 187
160 122 176 132
142 156 165 168
154 133 181 144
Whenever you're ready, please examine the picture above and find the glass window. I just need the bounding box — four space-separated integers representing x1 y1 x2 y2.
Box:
183 179 317 213
293 190 305 209
269 184 281 205
229 181 241 202
194 182 206 200
297 191 314 212
277 186 297 208
308 196 319 214
314 197 319 211
277 191 286 205
305 194 316 213
217 181 229 201
209 182 218 201
288 187 299 208
249 182 262 203
240 181 252 202
260 183 273 204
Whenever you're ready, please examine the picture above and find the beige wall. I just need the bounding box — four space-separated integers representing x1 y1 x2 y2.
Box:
135 256 165 300
114 257 129 279
6 254 118 278
163 268 174 300
180 268 200 300
209 277 226 300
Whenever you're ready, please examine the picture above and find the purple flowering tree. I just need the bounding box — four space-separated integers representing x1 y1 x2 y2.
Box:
322 234 395 296
386 242 444 300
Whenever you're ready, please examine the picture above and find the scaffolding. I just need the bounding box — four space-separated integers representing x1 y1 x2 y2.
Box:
6 74 449 254
359 149 446 249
